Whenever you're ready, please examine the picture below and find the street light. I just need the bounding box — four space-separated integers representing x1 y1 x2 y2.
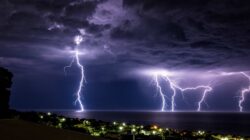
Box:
131 128 136 140
122 122 126 126
119 126 124 131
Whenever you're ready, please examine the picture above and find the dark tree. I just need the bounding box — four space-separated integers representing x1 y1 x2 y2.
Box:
0 67 13 118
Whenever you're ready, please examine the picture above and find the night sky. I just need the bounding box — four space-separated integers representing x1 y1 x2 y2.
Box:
1 0 250 111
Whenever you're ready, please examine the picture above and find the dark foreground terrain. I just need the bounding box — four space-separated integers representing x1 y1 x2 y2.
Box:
0 119 106 140
0 111 247 140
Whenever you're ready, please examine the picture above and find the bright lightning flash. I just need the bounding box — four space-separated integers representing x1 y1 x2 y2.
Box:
153 75 167 111
180 86 212 111
221 72 250 112
149 69 212 112
64 35 85 112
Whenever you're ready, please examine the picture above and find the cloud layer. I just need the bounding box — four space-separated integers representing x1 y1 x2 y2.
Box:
1 0 250 110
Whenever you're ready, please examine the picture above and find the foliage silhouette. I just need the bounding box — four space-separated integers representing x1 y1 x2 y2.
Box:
0 67 13 118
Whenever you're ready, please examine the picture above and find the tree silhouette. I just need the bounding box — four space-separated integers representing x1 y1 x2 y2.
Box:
0 67 13 118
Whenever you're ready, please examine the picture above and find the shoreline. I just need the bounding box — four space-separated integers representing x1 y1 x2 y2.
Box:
2 110 248 140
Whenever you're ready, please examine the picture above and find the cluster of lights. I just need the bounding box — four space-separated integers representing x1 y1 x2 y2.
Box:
197 130 205 135
213 135 245 140
35 112 245 140
192 130 206 137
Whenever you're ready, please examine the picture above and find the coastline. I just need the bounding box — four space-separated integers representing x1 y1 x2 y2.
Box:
0 110 248 140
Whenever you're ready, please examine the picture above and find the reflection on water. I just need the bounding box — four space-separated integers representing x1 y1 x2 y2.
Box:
54 111 250 135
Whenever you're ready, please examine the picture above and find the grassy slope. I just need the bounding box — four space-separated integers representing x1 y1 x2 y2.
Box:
0 119 106 140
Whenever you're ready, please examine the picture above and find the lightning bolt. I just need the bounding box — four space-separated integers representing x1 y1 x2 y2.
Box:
152 72 212 112
64 35 85 112
239 72 250 112
221 72 250 112
162 76 178 112
180 86 213 111
153 75 167 111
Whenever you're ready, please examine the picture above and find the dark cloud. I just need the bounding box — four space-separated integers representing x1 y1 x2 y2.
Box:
110 26 136 40
0 0 111 78
64 1 98 19
102 0 250 70
1 0 250 110
1 0 250 73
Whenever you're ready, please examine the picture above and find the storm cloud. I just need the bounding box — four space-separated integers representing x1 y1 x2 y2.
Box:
1 0 250 110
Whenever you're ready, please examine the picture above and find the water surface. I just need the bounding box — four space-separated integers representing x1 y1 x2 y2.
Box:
54 111 250 136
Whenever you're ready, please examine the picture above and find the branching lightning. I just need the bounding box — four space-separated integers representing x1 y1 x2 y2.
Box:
151 70 212 112
221 72 250 112
239 72 250 112
64 35 86 112
153 75 167 111
182 86 212 111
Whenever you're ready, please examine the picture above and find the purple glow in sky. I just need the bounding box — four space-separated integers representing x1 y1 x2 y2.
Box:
0 0 250 111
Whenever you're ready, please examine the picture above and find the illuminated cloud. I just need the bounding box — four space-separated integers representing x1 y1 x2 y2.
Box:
0 0 250 110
